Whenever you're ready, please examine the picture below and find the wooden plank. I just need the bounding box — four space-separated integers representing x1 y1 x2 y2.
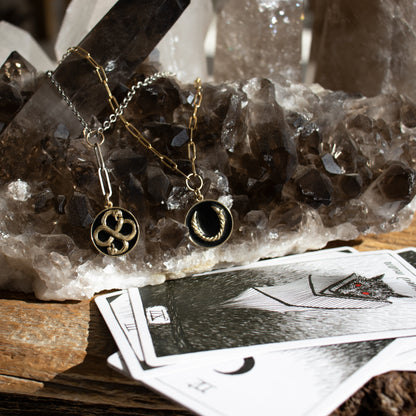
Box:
0 392 193 415
0 293 190 413
0 295 89 381
0 374 44 395
356 218 416 251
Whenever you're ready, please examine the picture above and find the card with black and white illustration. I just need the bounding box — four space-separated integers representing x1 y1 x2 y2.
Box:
396 247 416 270
102 247 416 416
95 290 158 379
389 248 416 370
96 289 222 379
130 250 416 366
107 339 400 416
385 338 416 371
96 246 359 379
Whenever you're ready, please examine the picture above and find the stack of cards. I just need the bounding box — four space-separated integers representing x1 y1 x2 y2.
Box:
96 247 416 416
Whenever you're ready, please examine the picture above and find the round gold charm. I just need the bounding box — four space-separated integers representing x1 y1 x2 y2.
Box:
185 200 233 248
91 207 139 256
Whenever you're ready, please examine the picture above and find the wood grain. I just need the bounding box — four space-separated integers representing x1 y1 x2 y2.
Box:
1 215 416 415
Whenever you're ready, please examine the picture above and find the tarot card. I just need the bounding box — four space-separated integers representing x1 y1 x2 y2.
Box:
95 290 161 379
307 339 409 416
130 250 416 366
107 351 130 376
108 340 398 416
380 335 416 372
396 247 416 270
97 246 358 379
107 351 134 378
97 289 242 378
103 290 143 359
386 248 416 371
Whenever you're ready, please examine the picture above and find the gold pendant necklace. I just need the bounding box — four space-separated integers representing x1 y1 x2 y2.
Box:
47 47 166 256
49 48 233 249
182 79 233 248
120 78 233 248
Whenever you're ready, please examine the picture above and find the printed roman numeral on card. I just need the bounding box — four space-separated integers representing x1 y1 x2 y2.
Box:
145 306 171 324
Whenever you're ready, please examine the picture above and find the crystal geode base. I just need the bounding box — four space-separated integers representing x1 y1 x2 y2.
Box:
1 70 416 300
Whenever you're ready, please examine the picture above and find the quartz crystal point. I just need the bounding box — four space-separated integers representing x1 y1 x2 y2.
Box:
214 0 304 83
313 0 416 101
55 0 213 83
0 21 54 72
0 51 38 130
54 0 118 60
155 0 214 82
0 64 416 300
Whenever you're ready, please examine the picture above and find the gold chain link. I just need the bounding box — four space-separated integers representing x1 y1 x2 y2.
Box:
188 78 202 175
70 47 203 185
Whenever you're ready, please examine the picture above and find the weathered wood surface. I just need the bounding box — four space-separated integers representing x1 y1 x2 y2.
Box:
1 217 416 415
0 291 191 414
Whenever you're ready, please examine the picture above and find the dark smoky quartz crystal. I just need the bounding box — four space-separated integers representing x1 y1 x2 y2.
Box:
2 63 416 299
296 168 333 208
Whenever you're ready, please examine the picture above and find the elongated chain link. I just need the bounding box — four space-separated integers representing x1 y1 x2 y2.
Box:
188 78 202 175
186 78 203 200
85 130 113 207
115 78 203 186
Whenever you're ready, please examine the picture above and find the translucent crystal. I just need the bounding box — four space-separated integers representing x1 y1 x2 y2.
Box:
155 0 214 83
7 180 31 202
214 0 304 83
0 51 39 128
0 21 53 72
54 0 117 60
312 0 416 101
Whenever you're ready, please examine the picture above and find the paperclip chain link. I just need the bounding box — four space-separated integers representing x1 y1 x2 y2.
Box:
185 78 204 200
84 130 113 207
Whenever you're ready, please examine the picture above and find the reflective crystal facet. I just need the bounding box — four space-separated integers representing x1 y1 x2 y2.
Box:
214 0 304 83
313 0 416 101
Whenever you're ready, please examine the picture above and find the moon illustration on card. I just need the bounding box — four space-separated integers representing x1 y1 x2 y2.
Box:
214 357 255 375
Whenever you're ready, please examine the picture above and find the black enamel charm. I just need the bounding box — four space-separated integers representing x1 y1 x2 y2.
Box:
185 200 233 248
91 207 139 256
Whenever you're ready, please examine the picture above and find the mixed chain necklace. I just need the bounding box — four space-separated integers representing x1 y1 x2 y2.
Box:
47 47 233 254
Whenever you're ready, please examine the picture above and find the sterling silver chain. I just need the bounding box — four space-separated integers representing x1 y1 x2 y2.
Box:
46 47 174 206
46 68 173 134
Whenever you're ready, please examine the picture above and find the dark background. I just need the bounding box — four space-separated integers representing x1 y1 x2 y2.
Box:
0 0 69 58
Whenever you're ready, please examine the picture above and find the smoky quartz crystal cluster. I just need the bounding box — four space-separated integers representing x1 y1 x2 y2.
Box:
1 55 415 299
0 0 415 300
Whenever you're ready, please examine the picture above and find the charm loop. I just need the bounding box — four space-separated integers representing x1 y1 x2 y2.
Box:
186 172 203 192
85 129 105 147
186 173 204 201
104 194 113 209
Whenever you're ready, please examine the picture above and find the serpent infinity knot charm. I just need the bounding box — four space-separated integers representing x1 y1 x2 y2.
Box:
185 200 233 248
91 207 139 256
